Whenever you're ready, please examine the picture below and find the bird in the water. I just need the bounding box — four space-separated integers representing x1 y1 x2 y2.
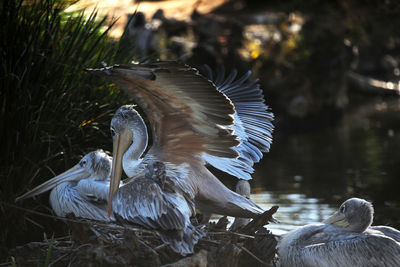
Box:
87 62 274 222
278 197 400 267
16 150 203 255
16 150 116 221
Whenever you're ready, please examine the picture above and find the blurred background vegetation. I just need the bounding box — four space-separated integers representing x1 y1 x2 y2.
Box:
1 0 400 263
0 0 134 259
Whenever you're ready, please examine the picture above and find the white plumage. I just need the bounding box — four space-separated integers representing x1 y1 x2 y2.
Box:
17 150 116 221
16 151 203 255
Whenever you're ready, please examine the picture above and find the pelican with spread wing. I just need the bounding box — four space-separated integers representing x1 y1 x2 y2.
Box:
88 62 274 220
278 198 400 267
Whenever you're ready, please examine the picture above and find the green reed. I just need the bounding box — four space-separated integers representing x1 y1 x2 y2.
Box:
0 0 134 259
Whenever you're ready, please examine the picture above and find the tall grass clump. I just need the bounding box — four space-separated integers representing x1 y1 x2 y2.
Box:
0 0 134 259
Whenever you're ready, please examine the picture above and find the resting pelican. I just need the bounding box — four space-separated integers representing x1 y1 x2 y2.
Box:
278 198 400 267
16 151 203 255
16 150 116 221
88 62 274 220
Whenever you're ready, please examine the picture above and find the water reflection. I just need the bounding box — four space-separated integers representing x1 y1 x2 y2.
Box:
252 192 336 235
259 97 400 229
211 192 336 236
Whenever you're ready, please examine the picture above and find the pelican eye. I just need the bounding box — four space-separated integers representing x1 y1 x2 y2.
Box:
80 160 87 167
340 205 346 213
110 128 116 137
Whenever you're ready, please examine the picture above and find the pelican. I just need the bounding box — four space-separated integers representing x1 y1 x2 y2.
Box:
230 180 252 231
87 62 274 220
16 150 203 255
16 150 116 221
278 198 400 267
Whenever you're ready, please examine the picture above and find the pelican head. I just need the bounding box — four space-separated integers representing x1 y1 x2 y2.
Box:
82 150 112 181
323 197 374 232
235 180 251 199
108 105 149 216
16 150 111 201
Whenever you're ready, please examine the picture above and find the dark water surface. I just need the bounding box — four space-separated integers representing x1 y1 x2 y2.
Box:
218 97 400 235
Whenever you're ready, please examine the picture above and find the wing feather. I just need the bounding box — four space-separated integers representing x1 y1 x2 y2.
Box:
279 224 400 267
297 234 400 267
370 226 400 242
201 66 274 179
113 179 183 230
49 182 113 221
89 62 239 164
111 160 204 255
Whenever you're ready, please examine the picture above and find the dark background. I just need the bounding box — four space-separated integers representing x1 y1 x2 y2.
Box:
1 0 400 262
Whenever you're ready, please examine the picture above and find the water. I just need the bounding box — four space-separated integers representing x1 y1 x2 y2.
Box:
216 97 400 236
252 192 336 236
212 191 336 236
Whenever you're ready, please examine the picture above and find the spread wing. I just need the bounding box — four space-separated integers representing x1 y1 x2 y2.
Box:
201 66 274 179
88 62 239 165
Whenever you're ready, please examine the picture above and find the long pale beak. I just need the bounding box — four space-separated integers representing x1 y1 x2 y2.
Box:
323 211 349 227
107 130 132 217
15 164 90 202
